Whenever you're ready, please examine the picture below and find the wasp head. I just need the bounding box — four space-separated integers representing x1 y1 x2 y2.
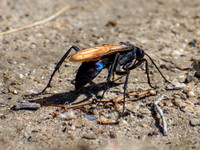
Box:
135 47 144 60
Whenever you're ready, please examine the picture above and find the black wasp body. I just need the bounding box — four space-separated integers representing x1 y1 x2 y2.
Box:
40 42 170 113
75 42 145 90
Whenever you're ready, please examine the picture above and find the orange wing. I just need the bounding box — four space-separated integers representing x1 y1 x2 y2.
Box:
69 44 129 62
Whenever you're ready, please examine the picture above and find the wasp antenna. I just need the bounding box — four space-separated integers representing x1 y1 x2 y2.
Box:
144 52 171 83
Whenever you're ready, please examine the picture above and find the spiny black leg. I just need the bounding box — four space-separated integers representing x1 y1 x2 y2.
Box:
145 53 170 83
101 53 120 98
97 53 120 119
143 59 154 88
126 59 144 70
40 45 80 94
125 59 154 88
119 61 134 115
122 70 130 114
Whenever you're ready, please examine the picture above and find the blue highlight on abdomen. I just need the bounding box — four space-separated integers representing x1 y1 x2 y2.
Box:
96 62 104 71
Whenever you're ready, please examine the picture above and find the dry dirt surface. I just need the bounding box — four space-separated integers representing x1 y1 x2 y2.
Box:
0 0 200 150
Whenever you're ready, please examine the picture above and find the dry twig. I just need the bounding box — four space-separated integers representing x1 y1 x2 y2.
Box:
12 102 41 110
154 94 169 136
114 90 152 103
0 4 70 36
50 99 112 116
97 119 120 125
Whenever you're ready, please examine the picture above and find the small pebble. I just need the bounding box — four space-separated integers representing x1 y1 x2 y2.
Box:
81 118 89 125
70 125 76 131
140 123 148 128
97 91 104 97
163 101 170 106
68 133 75 140
82 132 97 140
184 75 193 83
187 91 196 98
166 82 185 90
139 108 151 114
8 86 15 93
170 49 184 57
13 89 18 95
0 114 6 119
58 110 77 120
18 73 24 79
188 39 197 47
121 119 128 126
109 131 117 138
149 90 156 95
178 74 186 82
173 99 186 108
85 114 97 121
1 88 9 94
180 106 190 112
73 121 82 128
160 64 171 70
190 119 200 126
185 100 194 106
36 33 43 37
31 43 36 49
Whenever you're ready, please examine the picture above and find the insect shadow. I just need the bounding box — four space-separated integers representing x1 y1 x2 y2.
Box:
29 81 121 107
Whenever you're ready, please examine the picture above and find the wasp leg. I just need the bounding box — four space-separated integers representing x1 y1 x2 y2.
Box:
144 53 170 83
143 59 154 88
101 53 120 98
40 45 80 94
117 61 133 115
127 59 154 88
122 70 130 115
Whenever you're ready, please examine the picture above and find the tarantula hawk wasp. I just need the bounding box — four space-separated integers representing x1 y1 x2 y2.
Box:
39 42 170 114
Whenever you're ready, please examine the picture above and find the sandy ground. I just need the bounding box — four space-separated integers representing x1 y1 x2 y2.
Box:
0 0 200 149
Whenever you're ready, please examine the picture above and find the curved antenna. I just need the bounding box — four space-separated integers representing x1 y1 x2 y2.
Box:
144 52 171 83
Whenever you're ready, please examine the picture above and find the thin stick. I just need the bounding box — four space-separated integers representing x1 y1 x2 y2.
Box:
97 119 120 125
11 102 41 110
0 4 70 36
50 99 113 116
54 99 112 110
114 90 152 112
154 94 169 136
115 90 151 103
129 90 150 97
64 101 92 110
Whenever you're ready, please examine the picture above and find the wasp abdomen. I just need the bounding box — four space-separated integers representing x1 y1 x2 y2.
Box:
75 59 109 90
